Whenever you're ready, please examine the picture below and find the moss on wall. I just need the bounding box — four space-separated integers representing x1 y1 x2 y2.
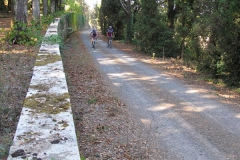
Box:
35 53 61 66
23 93 70 114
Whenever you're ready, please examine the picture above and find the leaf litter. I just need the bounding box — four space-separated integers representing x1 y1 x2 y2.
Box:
61 32 162 159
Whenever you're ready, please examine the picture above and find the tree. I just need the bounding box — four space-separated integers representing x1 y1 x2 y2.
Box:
188 0 240 86
174 0 195 60
56 0 63 11
13 0 27 23
99 0 124 39
119 0 132 42
134 0 161 53
0 0 7 12
218 0 240 85
32 0 40 22
6 0 28 44
167 0 178 29
51 0 55 13
7 0 12 11
99 0 240 85
11 0 28 43
89 4 99 27
43 0 48 16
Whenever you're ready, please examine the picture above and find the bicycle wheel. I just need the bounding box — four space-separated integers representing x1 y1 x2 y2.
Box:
109 39 112 49
92 40 95 49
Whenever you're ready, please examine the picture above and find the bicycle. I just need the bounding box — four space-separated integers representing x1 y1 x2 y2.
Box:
108 36 114 49
92 37 97 49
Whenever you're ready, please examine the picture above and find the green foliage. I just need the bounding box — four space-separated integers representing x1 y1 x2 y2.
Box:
0 67 20 159
99 0 125 39
3 9 86 47
0 28 5 42
0 135 12 158
73 0 240 86
4 11 65 46
236 88 240 95
218 1 240 86
87 96 98 104
42 35 63 45
89 4 100 27
191 0 240 86
70 13 86 31
41 11 65 29
134 0 159 54
134 0 178 56
65 0 83 13
174 0 196 59
40 34 64 50
80 156 86 160
5 21 40 45
157 29 179 57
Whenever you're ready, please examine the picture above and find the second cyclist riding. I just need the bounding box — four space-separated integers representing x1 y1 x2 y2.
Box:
106 26 114 49
90 26 98 49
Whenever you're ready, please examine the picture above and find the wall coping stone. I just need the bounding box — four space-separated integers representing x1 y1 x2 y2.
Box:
7 18 80 160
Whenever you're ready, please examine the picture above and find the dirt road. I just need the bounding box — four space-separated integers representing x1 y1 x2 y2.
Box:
79 30 240 160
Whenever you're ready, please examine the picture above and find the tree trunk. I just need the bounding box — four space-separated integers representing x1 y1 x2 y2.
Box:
32 0 40 22
119 0 132 42
12 0 28 43
50 0 55 13
55 0 58 11
14 0 27 23
8 0 11 11
167 0 175 29
43 0 48 16
181 37 185 60
126 12 132 43
56 0 62 11
10 0 14 27
59 0 62 11
180 4 186 60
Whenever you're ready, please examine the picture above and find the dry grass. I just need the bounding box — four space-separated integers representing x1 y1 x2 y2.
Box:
0 14 39 159
0 44 37 159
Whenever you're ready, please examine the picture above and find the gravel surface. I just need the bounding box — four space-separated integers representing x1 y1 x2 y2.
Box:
78 29 240 160
62 31 163 159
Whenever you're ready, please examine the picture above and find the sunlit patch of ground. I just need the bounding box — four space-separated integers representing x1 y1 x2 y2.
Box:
109 35 240 107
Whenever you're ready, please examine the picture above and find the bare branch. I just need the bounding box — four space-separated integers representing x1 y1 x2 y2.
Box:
119 0 129 14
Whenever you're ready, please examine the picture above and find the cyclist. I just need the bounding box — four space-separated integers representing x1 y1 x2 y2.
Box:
90 26 98 48
106 26 114 47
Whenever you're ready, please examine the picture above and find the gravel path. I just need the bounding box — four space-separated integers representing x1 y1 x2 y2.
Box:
80 30 240 160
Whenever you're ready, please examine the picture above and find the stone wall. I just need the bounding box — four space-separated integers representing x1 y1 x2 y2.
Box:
7 17 81 160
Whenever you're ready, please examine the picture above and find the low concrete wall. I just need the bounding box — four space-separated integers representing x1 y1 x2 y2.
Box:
7 18 80 160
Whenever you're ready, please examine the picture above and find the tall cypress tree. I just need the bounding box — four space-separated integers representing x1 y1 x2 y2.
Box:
219 0 240 86
134 0 160 54
99 0 124 39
